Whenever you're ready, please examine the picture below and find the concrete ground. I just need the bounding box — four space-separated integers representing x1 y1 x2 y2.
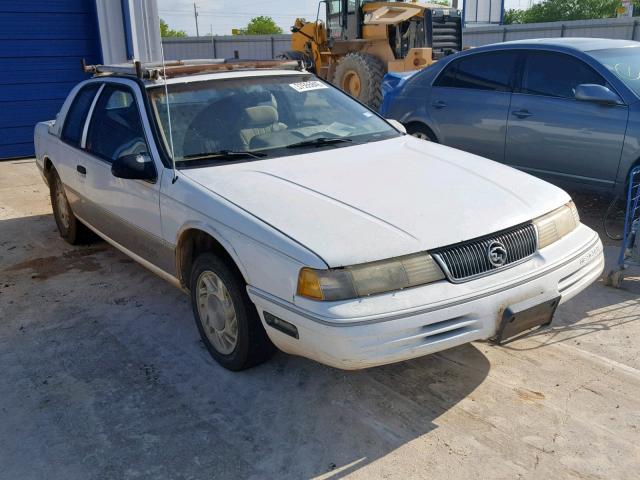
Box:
1 159 639 480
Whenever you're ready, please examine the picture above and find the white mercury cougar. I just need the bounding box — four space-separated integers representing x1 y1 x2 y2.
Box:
34 61 604 370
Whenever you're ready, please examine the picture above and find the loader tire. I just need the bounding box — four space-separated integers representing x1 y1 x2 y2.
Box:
333 53 386 110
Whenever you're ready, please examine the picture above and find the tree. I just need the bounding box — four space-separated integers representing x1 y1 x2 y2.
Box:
238 16 283 35
504 0 640 24
160 18 187 38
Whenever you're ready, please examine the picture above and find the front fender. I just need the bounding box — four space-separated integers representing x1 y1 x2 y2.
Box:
175 220 250 284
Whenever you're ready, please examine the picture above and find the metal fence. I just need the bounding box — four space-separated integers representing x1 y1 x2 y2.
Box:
162 35 291 61
162 17 640 62
464 17 640 47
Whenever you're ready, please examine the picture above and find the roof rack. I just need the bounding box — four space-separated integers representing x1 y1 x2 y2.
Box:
81 58 304 80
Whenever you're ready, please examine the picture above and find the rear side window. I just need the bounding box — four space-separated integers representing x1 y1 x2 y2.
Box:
86 84 148 162
61 84 100 146
520 51 606 98
434 61 457 87
434 51 517 92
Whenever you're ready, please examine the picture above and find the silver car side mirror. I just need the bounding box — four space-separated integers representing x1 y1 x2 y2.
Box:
574 84 623 105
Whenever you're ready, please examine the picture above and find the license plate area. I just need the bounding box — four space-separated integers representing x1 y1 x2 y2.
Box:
494 294 560 344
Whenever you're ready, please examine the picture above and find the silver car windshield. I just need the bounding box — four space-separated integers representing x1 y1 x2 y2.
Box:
589 47 640 97
147 74 398 166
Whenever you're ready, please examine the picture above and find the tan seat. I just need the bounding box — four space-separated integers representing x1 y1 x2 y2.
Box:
239 105 287 148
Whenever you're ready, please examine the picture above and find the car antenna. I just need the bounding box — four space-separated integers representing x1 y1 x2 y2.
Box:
159 32 178 184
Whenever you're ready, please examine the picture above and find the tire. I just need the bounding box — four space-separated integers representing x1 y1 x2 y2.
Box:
49 169 92 245
333 52 386 110
604 269 624 288
406 123 437 142
189 253 275 371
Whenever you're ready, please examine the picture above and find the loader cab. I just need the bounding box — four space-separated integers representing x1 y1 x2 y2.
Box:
325 0 462 60
326 0 360 41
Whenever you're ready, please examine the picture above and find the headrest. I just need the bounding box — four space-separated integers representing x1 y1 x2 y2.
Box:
244 105 278 127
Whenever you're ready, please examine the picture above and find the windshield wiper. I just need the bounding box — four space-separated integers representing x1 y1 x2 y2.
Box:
183 150 267 160
286 137 352 149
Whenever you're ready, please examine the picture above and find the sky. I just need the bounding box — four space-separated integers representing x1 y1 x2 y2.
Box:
157 0 539 37
157 0 320 36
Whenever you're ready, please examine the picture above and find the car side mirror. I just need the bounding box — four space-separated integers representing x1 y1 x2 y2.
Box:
574 84 622 105
111 152 157 182
387 118 407 134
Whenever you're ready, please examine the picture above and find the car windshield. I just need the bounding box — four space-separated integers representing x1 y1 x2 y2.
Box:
588 46 640 97
147 74 398 167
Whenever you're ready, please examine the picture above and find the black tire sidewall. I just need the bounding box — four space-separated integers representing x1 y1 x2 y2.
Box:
189 253 258 371
333 53 385 109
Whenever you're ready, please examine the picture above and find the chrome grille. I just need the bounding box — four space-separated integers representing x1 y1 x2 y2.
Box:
432 224 538 282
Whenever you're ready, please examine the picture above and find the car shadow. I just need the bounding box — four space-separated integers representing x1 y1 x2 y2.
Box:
0 213 491 479
232 345 491 479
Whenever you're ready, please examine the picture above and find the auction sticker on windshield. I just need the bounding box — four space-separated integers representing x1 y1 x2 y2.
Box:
289 81 328 92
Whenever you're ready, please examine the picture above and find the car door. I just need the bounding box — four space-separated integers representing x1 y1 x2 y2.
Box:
505 50 628 189
76 81 172 273
57 82 102 217
428 50 519 162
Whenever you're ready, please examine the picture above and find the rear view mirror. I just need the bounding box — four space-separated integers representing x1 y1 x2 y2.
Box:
111 152 157 182
387 118 407 134
574 84 622 105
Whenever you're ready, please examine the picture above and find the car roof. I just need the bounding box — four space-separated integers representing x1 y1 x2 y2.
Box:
477 37 640 53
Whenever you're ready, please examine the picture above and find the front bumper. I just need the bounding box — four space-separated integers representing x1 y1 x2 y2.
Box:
248 225 604 370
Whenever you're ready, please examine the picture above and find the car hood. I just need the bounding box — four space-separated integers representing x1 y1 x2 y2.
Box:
182 136 570 267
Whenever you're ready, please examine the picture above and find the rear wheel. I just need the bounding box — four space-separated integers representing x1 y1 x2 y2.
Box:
49 169 92 245
406 123 437 142
333 53 386 110
189 253 275 371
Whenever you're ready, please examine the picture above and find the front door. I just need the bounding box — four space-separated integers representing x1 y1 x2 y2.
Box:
505 50 628 189
56 82 102 217
76 81 172 273
428 50 519 163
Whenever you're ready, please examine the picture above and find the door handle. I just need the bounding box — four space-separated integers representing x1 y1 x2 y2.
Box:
432 100 447 109
77 165 86 175
512 109 532 118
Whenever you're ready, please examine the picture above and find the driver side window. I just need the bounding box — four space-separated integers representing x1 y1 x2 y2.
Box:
86 84 149 162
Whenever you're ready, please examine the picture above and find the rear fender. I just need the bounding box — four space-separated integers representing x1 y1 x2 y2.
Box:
379 71 417 114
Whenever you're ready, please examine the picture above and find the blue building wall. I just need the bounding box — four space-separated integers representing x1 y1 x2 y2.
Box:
0 0 102 159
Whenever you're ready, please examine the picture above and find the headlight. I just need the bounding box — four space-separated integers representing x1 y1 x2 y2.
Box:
533 201 580 249
297 253 445 301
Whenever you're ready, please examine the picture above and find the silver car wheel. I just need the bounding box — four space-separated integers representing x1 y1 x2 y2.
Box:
55 177 70 230
196 271 238 355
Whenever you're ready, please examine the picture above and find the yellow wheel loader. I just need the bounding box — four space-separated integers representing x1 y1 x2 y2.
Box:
284 1 462 109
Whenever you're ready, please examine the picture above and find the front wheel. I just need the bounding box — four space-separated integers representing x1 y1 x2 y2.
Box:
189 253 275 371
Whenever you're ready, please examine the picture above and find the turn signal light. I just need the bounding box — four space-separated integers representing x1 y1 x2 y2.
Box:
297 268 324 300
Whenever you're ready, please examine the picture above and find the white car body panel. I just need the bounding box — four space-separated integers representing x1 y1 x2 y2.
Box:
182 136 571 267
34 69 605 370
